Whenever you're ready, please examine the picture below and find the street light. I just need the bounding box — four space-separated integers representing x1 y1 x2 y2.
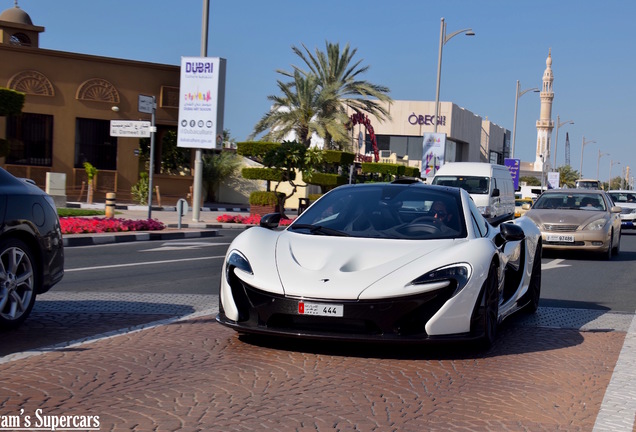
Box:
553 115 574 168
579 136 596 178
609 159 620 189
511 81 539 159
597 149 609 180
434 17 474 133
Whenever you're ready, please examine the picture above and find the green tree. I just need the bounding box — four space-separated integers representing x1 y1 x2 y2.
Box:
201 150 242 202
249 71 343 146
556 165 580 188
282 41 393 149
520 176 541 186
0 88 25 158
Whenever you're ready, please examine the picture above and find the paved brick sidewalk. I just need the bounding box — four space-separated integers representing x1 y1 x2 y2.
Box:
0 306 631 431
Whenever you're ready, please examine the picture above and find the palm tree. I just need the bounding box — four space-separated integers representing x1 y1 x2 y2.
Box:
249 71 346 146
557 165 580 188
281 41 393 149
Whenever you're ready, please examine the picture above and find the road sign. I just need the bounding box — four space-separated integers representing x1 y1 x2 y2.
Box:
110 120 151 137
138 94 155 114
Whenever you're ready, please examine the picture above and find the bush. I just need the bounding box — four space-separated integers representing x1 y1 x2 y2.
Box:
131 172 149 205
59 217 164 234
249 191 284 206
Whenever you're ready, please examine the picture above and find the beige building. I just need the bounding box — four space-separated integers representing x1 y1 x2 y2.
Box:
0 3 221 205
346 100 510 178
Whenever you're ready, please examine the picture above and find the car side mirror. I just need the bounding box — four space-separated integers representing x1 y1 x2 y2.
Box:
611 206 622 213
522 203 531 210
499 222 525 242
260 213 282 229
491 188 500 197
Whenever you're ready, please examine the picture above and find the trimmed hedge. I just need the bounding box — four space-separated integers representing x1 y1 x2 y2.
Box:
236 141 280 158
0 88 25 116
249 191 285 205
403 166 421 177
308 193 323 201
305 172 348 187
323 150 355 165
361 162 406 176
241 167 296 182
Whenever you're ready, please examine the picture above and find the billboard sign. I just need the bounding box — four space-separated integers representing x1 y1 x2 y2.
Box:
421 133 446 178
504 158 521 190
177 56 226 149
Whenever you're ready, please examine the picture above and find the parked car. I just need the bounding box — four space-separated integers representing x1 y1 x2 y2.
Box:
217 182 542 348
0 168 65 328
524 189 621 259
607 190 636 230
515 198 534 218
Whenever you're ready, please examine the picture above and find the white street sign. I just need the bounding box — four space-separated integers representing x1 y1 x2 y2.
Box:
138 94 155 114
110 120 151 137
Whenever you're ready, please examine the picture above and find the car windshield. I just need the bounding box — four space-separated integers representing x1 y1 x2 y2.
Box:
290 184 467 240
533 193 607 211
609 192 636 204
431 175 489 194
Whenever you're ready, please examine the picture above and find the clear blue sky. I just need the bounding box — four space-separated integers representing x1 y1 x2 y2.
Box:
15 0 636 183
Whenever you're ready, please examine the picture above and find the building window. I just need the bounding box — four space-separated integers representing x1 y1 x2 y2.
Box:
6 113 53 166
10 33 31 46
75 118 117 170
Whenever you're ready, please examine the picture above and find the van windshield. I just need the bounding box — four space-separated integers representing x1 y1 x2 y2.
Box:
432 176 490 194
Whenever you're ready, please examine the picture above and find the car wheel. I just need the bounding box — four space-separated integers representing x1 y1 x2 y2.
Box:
480 261 499 348
612 230 621 256
522 242 542 314
0 238 37 329
601 231 613 261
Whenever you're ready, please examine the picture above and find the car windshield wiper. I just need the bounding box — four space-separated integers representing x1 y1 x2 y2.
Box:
289 224 350 237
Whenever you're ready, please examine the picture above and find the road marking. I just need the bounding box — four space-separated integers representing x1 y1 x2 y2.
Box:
140 241 231 252
541 258 570 270
65 255 225 272
593 312 636 431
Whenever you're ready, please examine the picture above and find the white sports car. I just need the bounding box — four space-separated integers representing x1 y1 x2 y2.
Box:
216 182 542 347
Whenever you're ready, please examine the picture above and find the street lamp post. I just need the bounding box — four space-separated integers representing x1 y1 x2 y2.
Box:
609 159 620 189
511 81 539 159
553 115 574 169
597 149 609 181
579 136 596 178
434 17 474 133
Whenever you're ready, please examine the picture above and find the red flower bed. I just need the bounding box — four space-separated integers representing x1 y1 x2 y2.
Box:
60 217 165 235
216 214 294 226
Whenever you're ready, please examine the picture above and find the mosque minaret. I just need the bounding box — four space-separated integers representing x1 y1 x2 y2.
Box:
534 49 554 172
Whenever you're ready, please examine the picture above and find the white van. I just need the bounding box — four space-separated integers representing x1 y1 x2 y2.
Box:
431 162 515 222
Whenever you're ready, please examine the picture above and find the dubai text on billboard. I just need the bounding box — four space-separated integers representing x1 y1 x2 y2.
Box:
177 57 226 149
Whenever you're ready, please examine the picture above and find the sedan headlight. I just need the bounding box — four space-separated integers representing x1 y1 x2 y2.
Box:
583 218 608 231
225 250 253 283
409 263 472 297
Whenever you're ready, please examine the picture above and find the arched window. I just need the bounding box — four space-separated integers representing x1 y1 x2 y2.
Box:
9 32 31 46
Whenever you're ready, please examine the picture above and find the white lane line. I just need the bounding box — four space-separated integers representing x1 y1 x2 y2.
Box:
65 255 225 272
541 258 570 270
593 312 636 431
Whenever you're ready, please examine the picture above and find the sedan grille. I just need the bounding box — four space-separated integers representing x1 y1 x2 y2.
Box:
543 224 579 232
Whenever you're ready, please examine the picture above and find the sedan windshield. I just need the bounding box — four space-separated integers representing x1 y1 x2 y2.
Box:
533 193 607 211
290 185 467 240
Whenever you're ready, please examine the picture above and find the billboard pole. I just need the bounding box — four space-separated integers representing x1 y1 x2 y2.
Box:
192 0 210 222
147 96 156 220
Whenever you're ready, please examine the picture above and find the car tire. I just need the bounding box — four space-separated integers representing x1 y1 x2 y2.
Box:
612 231 621 256
522 242 542 314
0 238 38 329
480 261 499 349
601 231 613 261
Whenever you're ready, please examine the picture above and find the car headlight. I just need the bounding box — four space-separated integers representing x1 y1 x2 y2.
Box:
584 218 608 231
408 263 472 297
225 250 253 283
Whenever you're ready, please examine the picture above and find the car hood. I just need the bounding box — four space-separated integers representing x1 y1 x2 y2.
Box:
275 231 457 300
525 209 607 228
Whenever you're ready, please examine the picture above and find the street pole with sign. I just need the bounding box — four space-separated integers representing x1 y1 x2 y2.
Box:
138 94 157 220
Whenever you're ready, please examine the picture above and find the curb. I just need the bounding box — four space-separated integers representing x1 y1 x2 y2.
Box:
63 229 220 247
65 202 250 212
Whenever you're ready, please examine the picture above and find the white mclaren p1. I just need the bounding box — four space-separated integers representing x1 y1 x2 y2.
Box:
216 182 542 347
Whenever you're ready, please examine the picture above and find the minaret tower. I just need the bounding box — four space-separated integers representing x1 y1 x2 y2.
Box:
534 49 554 172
